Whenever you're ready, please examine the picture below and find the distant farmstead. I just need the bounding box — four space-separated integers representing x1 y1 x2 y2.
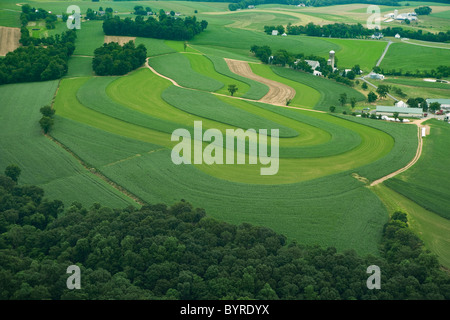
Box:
271 30 278 36
426 98 450 111
376 106 423 118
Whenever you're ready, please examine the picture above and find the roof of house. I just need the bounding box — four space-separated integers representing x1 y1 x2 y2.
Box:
376 106 423 114
426 99 450 105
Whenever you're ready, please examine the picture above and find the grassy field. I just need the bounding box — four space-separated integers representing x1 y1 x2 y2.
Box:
371 78 450 100
148 53 224 92
385 119 450 220
65 56 93 78
0 80 138 208
270 66 366 111
380 42 450 72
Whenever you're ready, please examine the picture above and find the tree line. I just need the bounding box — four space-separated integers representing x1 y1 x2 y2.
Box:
282 22 450 44
250 45 356 87
373 65 450 80
0 29 77 85
0 167 449 300
92 41 147 76
19 3 57 29
102 14 208 41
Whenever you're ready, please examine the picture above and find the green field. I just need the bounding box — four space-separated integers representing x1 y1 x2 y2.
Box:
46 62 425 255
385 120 450 220
0 81 138 208
380 42 450 72
1 0 448 266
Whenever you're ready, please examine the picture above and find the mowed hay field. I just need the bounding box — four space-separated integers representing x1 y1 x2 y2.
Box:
0 26 20 56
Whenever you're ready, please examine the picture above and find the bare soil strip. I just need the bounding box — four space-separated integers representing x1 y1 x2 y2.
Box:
0 27 21 56
104 35 136 46
225 58 296 106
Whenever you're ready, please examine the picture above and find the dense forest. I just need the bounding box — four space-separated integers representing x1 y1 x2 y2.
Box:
102 14 208 41
0 29 76 85
283 22 450 44
92 41 147 76
1 168 449 300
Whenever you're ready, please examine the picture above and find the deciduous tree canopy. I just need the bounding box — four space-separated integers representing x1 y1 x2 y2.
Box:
0 170 449 300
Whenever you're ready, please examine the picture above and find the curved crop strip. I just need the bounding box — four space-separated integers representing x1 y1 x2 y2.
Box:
336 115 418 182
270 66 366 111
249 63 320 108
195 116 393 185
106 68 277 139
148 53 224 92
53 77 172 147
98 149 387 255
206 55 270 100
243 100 363 158
161 85 299 138
184 53 251 97
76 76 190 135
215 95 331 147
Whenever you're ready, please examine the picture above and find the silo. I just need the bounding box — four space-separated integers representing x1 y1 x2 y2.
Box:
329 50 335 69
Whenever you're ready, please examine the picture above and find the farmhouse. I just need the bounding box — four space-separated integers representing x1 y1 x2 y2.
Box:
426 99 450 111
396 12 417 21
271 30 278 36
369 73 385 80
395 100 408 108
376 106 423 118
395 33 401 39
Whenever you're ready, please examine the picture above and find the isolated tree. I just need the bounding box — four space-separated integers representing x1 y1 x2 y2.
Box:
5 164 21 182
429 102 441 113
228 84 238 96
376 85 390 98
40 105 55 118
346 70 356 80
350 97 356 109
329 106 336 113
393 112 399 120
368 91 378 103
338 93 347 106
352 64 361 75
39 116 54 134
361 82 368 90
